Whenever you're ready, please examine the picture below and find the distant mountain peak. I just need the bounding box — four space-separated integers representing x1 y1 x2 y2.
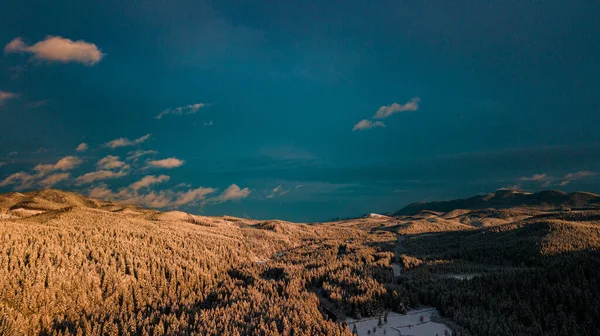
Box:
394 189 600 216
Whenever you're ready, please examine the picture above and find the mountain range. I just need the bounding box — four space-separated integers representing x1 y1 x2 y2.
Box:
394 189 600 216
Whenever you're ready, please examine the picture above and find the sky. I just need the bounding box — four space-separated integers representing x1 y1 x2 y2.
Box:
1 1 600 221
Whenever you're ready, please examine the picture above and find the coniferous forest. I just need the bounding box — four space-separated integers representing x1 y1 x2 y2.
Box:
1 189 600 335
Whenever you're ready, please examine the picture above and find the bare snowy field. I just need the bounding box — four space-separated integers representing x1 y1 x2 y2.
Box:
347 308 452 336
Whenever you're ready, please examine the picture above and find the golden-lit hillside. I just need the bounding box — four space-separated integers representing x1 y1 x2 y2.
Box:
0 190 395 335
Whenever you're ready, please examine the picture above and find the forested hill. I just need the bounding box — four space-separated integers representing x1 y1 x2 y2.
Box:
394 189 600 216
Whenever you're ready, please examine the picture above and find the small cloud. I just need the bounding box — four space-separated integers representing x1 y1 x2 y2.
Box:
147 157 185 169
352 119 386 131
267 185 288 199
0 156 80 190
203 120 213 126
519 171 596 187
373 97 420 119
129 175 170 191
0 91 18 105
104 134 151 149
173 187 216 206
126 149 157 161
210 184 251 203
37 173 70 187
76 168 128 185
497 184 523 191
154 103 205 119
4 36 104 65
75 143 88 152
34 156 82 173
96 155 128 170
559 171 596 186
520 173 549 182
0 172 36 190
88 183 215 208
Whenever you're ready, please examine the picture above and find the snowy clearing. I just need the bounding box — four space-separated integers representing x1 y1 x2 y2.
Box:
347 308 452 336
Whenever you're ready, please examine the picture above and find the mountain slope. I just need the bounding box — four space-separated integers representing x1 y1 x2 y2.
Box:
394 189 600 216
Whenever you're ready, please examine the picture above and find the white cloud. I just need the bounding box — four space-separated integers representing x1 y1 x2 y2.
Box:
33 156 82 174
88 183 215 208
173 187 216 206
373 97 420 119
126 149 158 161
37 173 70 187
4 36 104 65
0 172 36 190
211 184 251 203
519 171 596 187
266 185 289 199
96 155 127 170
559 171 596 186
498 184 522 191
352 119 386 131
154 103 205 119
129 175 170 191
104 134 151 149
76 169 128 185
88 185 174 208
0 156 82 190
75 143 88 152
203 120 213 126
520 173 549 182
0 91 18 105
147 157 185 169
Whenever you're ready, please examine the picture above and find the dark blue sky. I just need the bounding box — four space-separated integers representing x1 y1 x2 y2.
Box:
1 1 599 221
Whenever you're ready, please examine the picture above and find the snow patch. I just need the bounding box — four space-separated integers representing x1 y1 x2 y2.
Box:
347 308 452 336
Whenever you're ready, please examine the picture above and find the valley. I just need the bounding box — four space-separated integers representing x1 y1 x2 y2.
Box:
1 189 600 335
